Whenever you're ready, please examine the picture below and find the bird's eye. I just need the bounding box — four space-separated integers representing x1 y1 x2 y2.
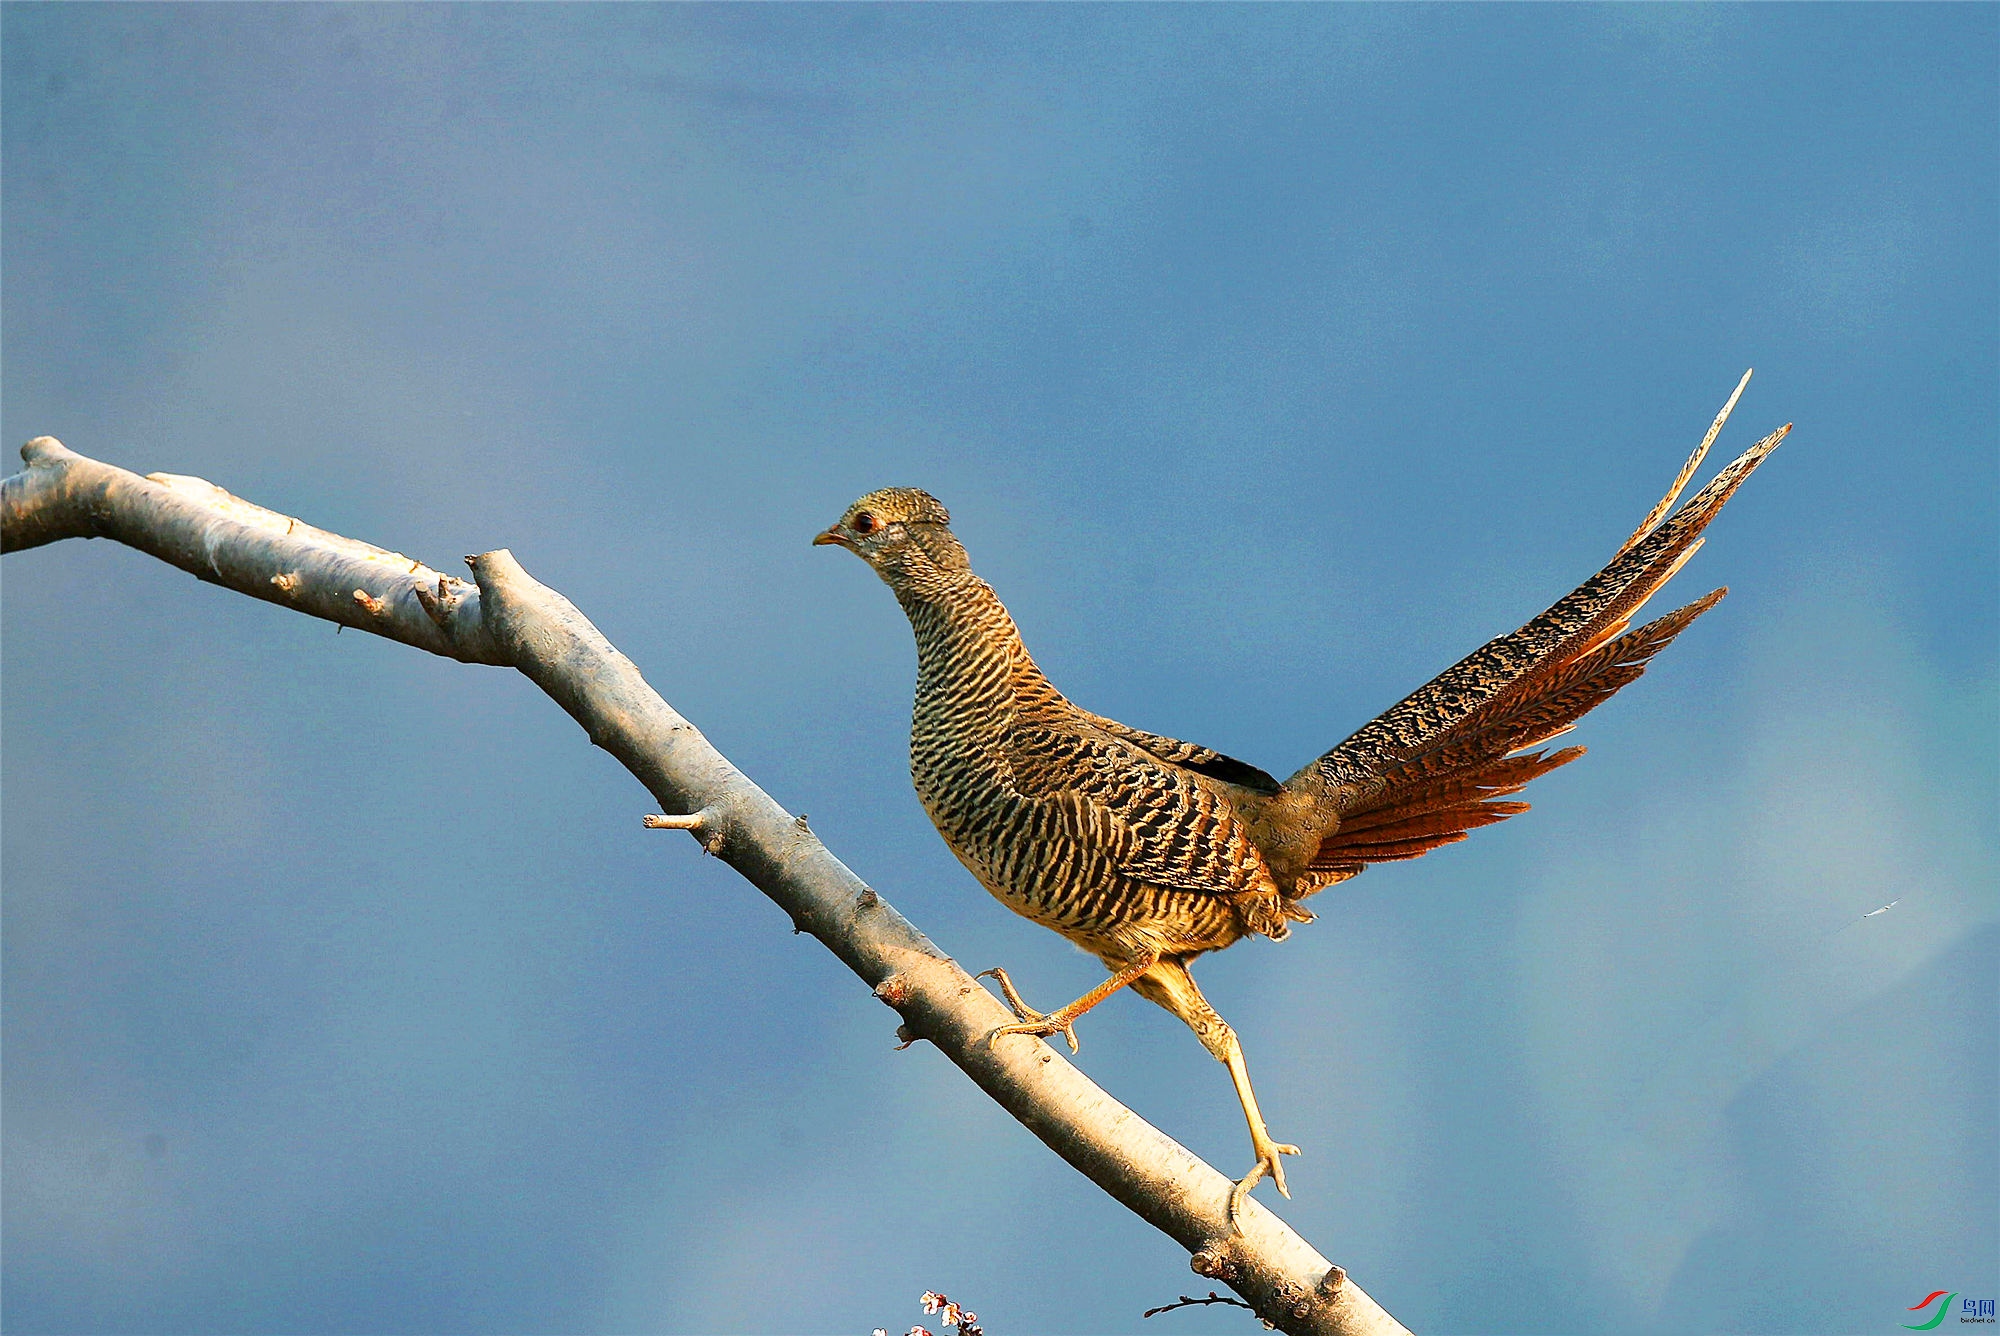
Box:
852 512 881 536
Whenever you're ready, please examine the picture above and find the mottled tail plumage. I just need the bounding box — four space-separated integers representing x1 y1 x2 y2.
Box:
1297 374 1788 882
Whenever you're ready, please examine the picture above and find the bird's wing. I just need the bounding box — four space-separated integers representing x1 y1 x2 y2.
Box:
1296 406 1789 880
1006 722 1274 897
1080 713 1283 796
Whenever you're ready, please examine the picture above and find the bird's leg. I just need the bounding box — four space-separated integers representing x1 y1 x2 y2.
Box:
977 954 1158 1055
1131 957 1300 1233
1218 1030 1301 1229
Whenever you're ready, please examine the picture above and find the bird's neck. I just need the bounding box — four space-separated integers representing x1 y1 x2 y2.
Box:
896 573 1058 711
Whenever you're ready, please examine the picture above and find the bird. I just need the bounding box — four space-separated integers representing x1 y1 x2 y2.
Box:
814 374 1788 1227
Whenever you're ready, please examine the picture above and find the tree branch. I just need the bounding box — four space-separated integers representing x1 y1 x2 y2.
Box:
3 436 1409 1336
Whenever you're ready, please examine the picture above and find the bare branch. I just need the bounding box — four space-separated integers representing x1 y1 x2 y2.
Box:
2 436 504 660
2 437 1409 1336
1144 1291 1258 1320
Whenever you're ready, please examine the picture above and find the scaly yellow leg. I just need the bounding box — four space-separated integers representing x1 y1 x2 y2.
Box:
1220 1031 1302 1230
1129 956 1301 1233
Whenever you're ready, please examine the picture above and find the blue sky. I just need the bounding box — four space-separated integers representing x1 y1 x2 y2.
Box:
3 7 1994 1334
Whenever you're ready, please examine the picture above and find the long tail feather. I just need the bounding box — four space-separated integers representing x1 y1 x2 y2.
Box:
1305 589 1730 876
1305 419 1786 796
1618 369 1752 559
1288 380 1788 888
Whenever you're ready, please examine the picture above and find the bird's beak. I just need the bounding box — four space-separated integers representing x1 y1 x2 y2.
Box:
813 526 852 549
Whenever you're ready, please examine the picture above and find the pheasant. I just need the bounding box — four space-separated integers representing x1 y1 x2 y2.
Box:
815 375 1788 1227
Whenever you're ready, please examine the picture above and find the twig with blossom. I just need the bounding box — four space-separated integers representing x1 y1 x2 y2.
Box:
872 1289 984 1336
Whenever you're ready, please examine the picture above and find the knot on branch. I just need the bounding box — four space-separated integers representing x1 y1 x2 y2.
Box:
353 588 388 617
875 972 925 1049
1275 1279 1315 1322
1190 1248 1242 1284
413 574 457 629
873 972 914 1008
22 437 65 464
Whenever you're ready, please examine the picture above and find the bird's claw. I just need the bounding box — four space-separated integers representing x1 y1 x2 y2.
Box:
976 967 1081 1053
1227 1137 1301 1233
989 1014 1081 1054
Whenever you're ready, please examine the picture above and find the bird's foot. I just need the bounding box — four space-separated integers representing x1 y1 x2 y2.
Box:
1227 1131 1301 1233
975 966 1080 1054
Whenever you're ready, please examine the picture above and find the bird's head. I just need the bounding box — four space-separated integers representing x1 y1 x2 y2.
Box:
813 487 970 593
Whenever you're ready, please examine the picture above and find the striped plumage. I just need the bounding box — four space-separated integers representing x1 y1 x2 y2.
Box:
817 377 1788 1226
903 572 1270 960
